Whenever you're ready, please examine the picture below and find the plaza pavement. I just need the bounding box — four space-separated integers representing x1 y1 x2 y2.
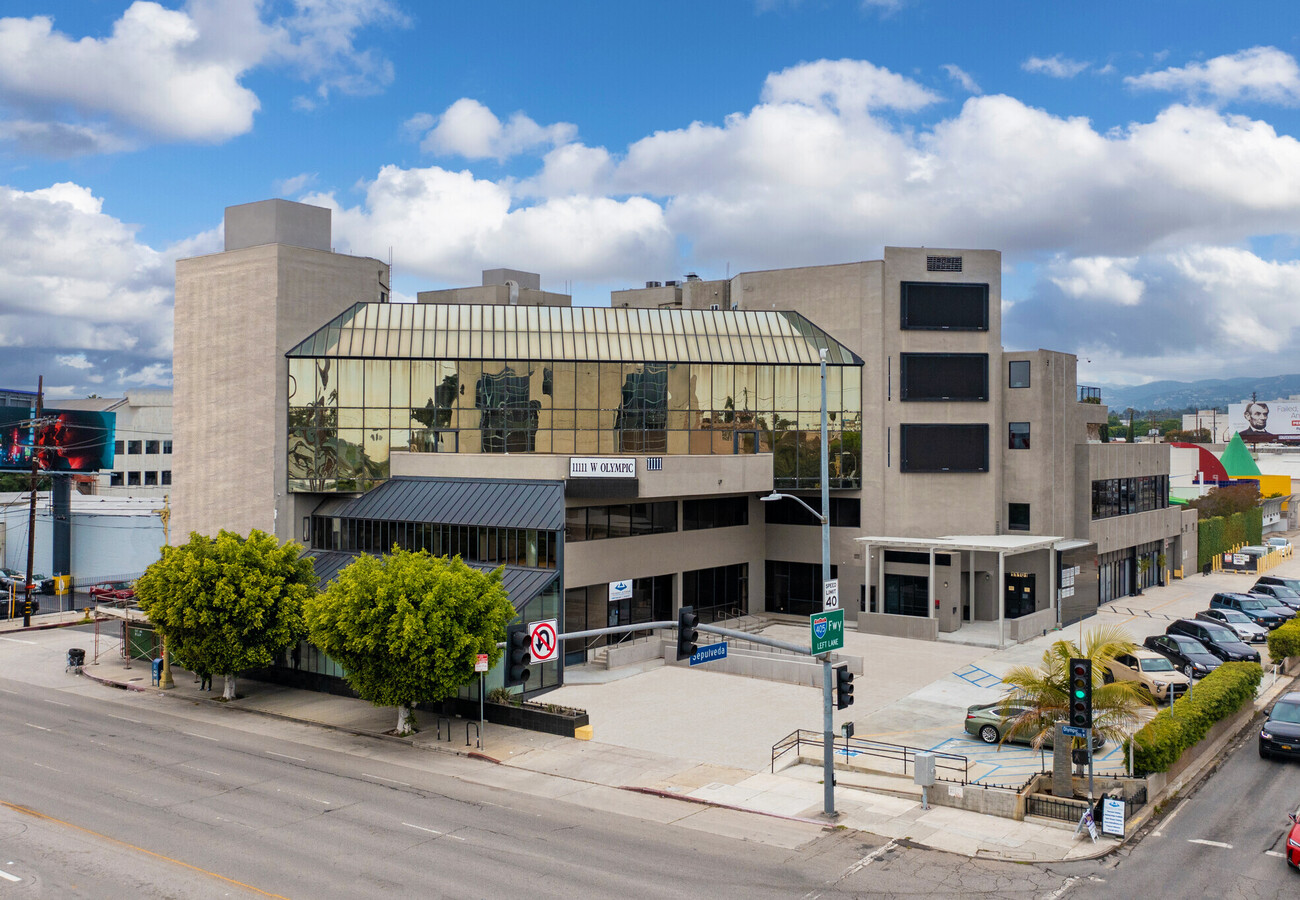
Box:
1 550 1296 863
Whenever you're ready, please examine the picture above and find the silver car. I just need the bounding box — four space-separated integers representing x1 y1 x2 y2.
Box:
1197 608 1268 643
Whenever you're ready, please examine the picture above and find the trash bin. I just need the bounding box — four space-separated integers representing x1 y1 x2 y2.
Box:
151 657 163 686
67 648 85 669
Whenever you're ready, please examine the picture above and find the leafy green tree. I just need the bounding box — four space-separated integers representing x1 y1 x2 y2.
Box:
135 530 314 700
305 548 515 735
998 625 1153 749
1188 482 1259 520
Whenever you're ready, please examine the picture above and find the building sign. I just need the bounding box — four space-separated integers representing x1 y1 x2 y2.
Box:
569 457 636 478
1100 797 1125 837
0 408 116 472
609 580 632 602
1228 400 1300 442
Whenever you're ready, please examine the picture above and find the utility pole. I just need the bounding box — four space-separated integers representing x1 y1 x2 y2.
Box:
156 494 174 689
23 377 42 627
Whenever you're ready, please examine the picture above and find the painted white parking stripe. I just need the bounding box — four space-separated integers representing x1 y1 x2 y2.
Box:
266 751 305 761
1188 838 1233 849
1265 850 1286 858
43 699 69 707
364 773 410 786
0 868 20 882
25 723 50 731
183 732 219 742
402 822 464 840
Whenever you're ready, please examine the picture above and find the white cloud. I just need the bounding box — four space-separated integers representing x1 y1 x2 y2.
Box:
0 0 406 156
1049 256 1145 305
761 58 940 113
55 353 94 370
274 172 318 196
1022 55 1090 78
942 64 981 95
413 99 578 161
1125 46 1300 106
307 163 673 284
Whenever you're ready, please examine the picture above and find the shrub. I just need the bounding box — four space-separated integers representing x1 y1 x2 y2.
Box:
1268 619 1300 662
1198 517 1225 570
1128 661 1262 775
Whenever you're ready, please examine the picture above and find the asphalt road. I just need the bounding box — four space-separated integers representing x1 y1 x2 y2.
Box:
1062 715 1300 898
0 675 1081 899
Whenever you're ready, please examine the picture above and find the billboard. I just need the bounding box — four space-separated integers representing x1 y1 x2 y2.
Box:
0 408 116 472
1227 400 1300 444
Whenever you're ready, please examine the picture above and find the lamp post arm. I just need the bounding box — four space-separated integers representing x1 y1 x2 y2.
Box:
765 491 827 524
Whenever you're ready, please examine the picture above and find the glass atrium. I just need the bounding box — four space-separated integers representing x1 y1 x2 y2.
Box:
287 302 864 492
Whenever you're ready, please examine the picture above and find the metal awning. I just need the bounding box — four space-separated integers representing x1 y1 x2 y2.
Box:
854 534 1064 554
318 476 565 531
303 549 557 612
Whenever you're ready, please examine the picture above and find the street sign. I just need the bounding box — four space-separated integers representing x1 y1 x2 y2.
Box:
609 579 632 602
1101 797 1125 837
823 579 839 611
809 608 845 654
1061 724 1087 738
689 642 727 666
528 619 559 663
474 653 489 673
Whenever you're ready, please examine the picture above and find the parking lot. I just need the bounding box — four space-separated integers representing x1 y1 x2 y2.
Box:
548 552 1295 780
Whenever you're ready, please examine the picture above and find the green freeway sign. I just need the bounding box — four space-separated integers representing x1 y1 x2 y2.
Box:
809 608 845 654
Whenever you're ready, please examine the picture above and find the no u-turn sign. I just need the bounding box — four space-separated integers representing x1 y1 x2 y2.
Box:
528 619 559 663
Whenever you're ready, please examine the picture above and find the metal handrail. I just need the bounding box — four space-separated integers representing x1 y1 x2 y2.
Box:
771 728 972 784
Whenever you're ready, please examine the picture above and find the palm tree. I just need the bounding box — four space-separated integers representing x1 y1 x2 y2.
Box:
997 624 1153 749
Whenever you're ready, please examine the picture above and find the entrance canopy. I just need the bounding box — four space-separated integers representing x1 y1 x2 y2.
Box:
855 533 1066 647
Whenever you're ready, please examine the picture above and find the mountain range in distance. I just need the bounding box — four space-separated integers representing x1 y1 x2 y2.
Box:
1096 374 1300 414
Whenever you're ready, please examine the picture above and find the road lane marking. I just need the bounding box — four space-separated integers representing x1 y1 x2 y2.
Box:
0 799 288 899
33 763 61 773
0 637 36 645
363 773 410 786
180 764 222 777
1152 797 1188 837
0 688 19 694
183 732 219 742
1041 876 1080 900
1188 838 1233 848
107 714 141 723
402 822 464 840
805 839 897 897
265 751 305 761
275 789 330 804
1266 850 1285 858
0 868 19 882
43 699 69 707
24 723 50 731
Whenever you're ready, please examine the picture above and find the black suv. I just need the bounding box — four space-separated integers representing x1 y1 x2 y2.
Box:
1260 692 1300 760
1143 633 1223 679
1166 618 1261 663
0 595 39 619
1209 592 1290 629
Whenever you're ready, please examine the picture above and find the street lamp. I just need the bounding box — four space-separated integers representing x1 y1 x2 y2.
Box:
760 347 837 817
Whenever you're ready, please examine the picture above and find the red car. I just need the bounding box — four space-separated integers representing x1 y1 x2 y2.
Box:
88 581 136 601
1287 812 1300 870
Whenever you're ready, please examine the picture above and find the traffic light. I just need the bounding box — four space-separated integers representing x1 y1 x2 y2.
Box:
676 606 699 661
835 665 855 710
505 624 531 686
1069 658 1093 729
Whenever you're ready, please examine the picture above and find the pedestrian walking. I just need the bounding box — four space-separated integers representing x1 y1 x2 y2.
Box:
200 671 211 691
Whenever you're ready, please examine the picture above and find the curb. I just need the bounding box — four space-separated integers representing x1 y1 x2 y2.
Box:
0 615 104 635
621 785 834 829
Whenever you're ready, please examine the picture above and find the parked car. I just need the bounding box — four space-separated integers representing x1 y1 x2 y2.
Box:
1143 633 1222 679
964 700 1104 748
1240 545 1271 557
1166 619 1262 663
1255 574 1300 593
1286 810 1300 869
1250 582 1300 612
0 570 52 595
88 581 136 601
1209 592 1290 629
0 594 39 618
1265 536 1292 552
1196 608 1269 643
1104 650 1190 702
1260 691 1300 761
1248 592 1299 620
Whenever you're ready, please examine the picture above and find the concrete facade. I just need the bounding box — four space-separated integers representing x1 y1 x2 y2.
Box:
172 201 388 541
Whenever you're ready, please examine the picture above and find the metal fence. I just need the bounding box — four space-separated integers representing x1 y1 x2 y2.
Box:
772 729 972 784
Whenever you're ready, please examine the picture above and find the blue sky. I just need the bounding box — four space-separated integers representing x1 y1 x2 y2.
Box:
3 0 1300 400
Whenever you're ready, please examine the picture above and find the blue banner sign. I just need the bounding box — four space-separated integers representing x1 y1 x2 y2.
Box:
689 643 727 666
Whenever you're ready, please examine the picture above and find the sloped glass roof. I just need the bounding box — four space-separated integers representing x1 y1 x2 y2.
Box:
287 302 863 366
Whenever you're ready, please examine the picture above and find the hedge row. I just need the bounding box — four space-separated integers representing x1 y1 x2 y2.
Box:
1197 508 1264 569
1268 619 1300 662
1129 661 1262 775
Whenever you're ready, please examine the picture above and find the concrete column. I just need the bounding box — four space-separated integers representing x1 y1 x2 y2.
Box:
998 551 1006 647
968 551 975 624
863 542 871 617
928 548 935 619
1049 543 1058 630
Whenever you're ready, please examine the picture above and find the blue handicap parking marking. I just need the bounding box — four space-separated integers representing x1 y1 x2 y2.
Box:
952 664 1004 689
